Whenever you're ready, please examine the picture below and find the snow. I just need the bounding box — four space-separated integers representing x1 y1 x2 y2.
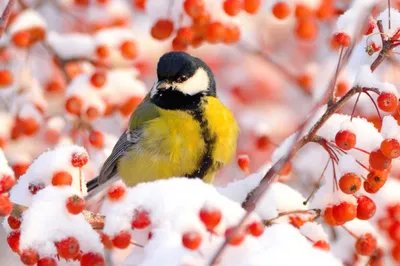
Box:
338 154 364 176
8 9 47 35
10 145 88 206
0 149 14 180
300 222 328 242
18 186 103 257
47 32 95 60
381 115 400 140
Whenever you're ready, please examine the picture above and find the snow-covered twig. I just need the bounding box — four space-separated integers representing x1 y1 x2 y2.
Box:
0 0 16 39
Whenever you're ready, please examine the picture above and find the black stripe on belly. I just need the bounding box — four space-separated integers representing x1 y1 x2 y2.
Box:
186 99 216 179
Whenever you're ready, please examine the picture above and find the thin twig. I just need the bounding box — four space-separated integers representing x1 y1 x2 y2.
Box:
0 0 16 39
328 46 345 107
389 0 392 30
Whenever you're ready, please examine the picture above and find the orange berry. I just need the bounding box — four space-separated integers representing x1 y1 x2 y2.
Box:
364 19 376 35
52 171 73 186
74 0 89 6
88 130 104 148
20 117 40 136
80 252 105 266
20 249 39 265
99 231 113 249
223 0 243 16
332 202 357 223
119 96 142 116
133 0 146 11
237 154 250 172
336 80 349 97
356 196 376 220
355 233 377 256
316 1 335 20
44 128 60 145
12 31 30 48
333 32 351 47
366 170 387 190
279 162 292 176
151 19 174 40
295 4 314 19
247 221 264 237
295 18 318 41
272 2 291 20
172 37 188 51
369 149 391 171
338 173 361 194
223 24 240 44
0 194 12 216
7 230 20 253
184 0 205 18
296 74 313 93
37 257 57 266
90 71 107 88
206 22 226 43
392 243 400 262
182 231 202 250
65 96 83 115
313 240 330 251
0 69 13 87
377 92 398 112
0 174 15 193
45 79 65 94
120 40 137 60
335 130 356 150
323 206 343 226
381 138 400 159
176 27 195 44
86 106 101 120
95 45 109 59
243 0 261 14
13 162 29 179
363 180 380 194
112 230 131 249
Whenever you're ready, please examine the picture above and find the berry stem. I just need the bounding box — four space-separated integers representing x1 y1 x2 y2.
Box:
303 159 330 206
328 46 345 106
356 159 370 171
341 225 358 239
331 159 339 192
363 90 382 122
388 0 392 30
264 209 321 225
350 92 361 121
130 241 144 248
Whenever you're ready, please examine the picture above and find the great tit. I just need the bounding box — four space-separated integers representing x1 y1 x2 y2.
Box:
86 51 239 199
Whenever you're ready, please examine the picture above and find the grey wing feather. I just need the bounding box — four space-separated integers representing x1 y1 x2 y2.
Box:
97 129 141 184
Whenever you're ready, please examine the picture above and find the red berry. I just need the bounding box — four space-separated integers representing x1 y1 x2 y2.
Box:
65 96 83 115
52 171 73 186
237 154 250 172
0 194 12 216
335 130 356 150
182 231 202 250
133 0 146 11
295 4 314 19
151 19 174 40
12 31 31 48
333 32 351 47
184 0 205 18
381 138 400 159
107 185 126 201
356 196 376 220
20 117 40 136
355 233 377 256
338 173 361 194
119 96 142 116
256 135 272 150
176 27 195 44
247 221 264 237
86 107 101 120
387 203 400 220
313 240 330 251
89 130 104 148
243 0 261 14
363 180 380 194
332 202 357 223
272 2 291 20
71 152 89 168
377 92 398 112
199 206 222 230
392 243 400 263
225 227 246 246
112 231 131 249
0 69 13 87
289 215 311 228
7 215 21 230
20 249 39 265
90 71 106 88
120 40 137 60
364 19 376 35
206 22 226 43
132 209 151 229
95 45 109 59
37 257 57 266
172 37 188 51
56 237 80 259
99 231 113 249
80 252 105 266
13 162 29 178
369 149 391 171
366 169 388 190
223 24 241 44
223 0 242 16
389 222 400 241
66 195 85 215
0 174 15 193
28 182 45 195
7 230 20 253
295 18 318 41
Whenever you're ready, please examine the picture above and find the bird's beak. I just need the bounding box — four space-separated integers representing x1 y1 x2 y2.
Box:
156 80 170 90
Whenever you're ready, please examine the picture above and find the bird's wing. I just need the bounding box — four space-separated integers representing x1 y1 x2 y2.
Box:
97 95 160 185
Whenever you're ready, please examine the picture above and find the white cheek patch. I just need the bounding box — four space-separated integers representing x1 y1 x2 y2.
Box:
173 68 210 95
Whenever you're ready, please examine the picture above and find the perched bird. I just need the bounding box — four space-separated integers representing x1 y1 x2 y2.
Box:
86 51 238 199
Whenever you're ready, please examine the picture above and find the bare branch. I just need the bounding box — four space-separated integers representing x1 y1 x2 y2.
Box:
0 0 16 39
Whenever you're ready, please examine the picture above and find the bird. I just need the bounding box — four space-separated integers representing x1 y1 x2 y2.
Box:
85 51 239 200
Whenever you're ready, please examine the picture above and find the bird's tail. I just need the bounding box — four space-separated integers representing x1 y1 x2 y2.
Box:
85 175 119 201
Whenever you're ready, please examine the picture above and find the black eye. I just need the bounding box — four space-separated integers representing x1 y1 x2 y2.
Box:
176 75 188 83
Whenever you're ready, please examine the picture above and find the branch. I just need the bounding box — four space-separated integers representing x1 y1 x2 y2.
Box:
11 203 105 229
0 0 16 39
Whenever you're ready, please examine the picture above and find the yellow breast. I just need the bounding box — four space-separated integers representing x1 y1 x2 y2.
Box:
118 96 239 186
